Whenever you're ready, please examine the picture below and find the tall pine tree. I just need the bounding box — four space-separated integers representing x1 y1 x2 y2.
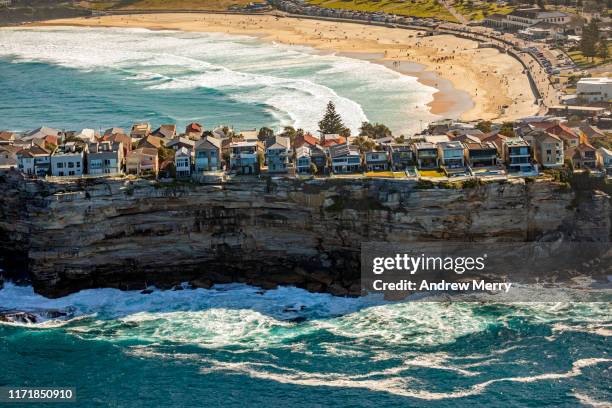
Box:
581 19 600 61
318 101 349 136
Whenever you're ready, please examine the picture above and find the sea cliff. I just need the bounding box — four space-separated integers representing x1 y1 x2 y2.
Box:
0 172 609 298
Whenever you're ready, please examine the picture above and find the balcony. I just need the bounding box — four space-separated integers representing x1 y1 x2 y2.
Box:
417 150 437 158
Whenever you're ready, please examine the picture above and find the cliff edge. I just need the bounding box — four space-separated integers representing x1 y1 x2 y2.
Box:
0 172 609 297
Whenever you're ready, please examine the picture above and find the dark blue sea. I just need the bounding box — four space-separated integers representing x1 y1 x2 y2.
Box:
0 283 610 407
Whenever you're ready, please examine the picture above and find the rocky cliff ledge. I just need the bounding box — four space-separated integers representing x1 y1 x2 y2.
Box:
0 172 609 298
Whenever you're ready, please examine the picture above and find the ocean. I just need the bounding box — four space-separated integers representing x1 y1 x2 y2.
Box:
0 26 438 136
0 283 610 407
0 26 610 407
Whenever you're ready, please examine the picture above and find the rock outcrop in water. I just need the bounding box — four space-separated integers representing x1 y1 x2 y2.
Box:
0 172 609 298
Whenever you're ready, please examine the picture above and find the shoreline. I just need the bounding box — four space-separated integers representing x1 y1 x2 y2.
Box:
339 51 473 118
25 13 538 123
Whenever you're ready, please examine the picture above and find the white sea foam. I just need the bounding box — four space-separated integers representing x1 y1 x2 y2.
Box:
2 283 610 350
572 392 612 408
126 348 611 400
551 322 612 337
0 282 382 323
0 26 438 134
2 282 610 402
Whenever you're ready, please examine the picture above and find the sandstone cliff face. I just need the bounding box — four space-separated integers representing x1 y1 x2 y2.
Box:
0 173 609 297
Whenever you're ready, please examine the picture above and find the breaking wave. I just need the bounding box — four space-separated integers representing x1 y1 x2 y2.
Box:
0 26 438 134
1 282 610 404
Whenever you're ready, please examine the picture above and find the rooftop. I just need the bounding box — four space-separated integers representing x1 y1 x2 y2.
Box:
577 77 612 86
505 137 529 147
414 142 436 150
329 143 359 158
438 141 464 150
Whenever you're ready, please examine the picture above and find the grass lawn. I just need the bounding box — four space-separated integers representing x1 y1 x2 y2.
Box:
419 169 445 178
308 0 458 22
568 46 612 69
365 171 406 178
450 0 513 21
117 0 254 10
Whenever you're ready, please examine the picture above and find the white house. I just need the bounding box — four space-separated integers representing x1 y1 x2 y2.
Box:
51 142 85 177
175 147 192 178
17 145 52 177
577 77 612 103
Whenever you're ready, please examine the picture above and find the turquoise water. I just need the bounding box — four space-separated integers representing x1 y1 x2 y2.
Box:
0 26 610 407
1 284 610 407
0 27 438 135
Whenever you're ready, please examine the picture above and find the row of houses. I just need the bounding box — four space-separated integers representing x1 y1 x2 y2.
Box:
421 118 612 175
1 116 611 179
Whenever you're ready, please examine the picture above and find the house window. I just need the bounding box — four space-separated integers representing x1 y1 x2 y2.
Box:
68 162 74 168
57 162 64 168
69 171 75 176
104 159 111 166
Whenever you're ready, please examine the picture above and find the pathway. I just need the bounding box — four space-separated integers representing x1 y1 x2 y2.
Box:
439 0 469 25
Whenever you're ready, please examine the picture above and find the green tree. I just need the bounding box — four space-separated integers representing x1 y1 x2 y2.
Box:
359 122 393 139
499 122 516 137
318 101 349 136
256 151 265 174
598 40 609 60
309 162 318 175
157 146 175 163
257 127 274 142
580 19 600 61
536 0 546 9
351 136 377 153
476 120 493 133
279 126 297 146
221 126 232 137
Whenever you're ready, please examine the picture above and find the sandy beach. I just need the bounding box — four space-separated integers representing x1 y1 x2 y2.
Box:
32 13 539 123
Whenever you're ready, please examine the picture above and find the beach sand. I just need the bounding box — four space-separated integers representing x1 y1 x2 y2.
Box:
32 13 539 123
